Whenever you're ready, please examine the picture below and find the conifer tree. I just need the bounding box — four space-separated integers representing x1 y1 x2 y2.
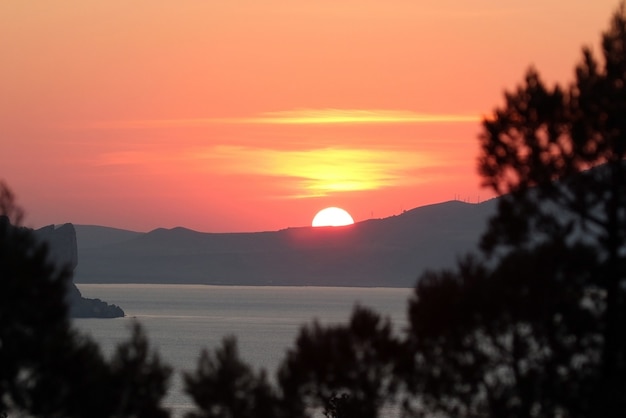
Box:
404 4 626 416
0 182 172 417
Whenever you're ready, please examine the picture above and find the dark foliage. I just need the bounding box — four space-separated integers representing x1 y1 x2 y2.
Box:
277 306 405 418
323 393 351 418
0 181 172 417
403 4 626 417
406 244 604 417
184 337 279 418
0 181 72 414
107 323 172 418
183 307 404 418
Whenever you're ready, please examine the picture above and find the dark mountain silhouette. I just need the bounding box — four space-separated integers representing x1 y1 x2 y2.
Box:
74 199 498 287
74 225 142 249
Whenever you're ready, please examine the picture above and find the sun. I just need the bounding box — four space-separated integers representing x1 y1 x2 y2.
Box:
312 207 355 227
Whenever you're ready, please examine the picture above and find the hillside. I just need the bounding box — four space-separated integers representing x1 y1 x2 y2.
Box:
74 199 497 287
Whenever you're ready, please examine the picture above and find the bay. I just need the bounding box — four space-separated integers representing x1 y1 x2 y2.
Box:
74 284 413 416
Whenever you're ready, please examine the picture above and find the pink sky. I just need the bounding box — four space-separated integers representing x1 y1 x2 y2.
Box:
0 1 618 232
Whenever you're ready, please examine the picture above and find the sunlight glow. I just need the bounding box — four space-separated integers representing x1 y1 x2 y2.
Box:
193 146 438 197
245 109 481 125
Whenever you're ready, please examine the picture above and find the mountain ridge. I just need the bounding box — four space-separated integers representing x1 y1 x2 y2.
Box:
74 199 498 287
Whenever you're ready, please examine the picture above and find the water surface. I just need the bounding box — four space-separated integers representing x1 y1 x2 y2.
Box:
74 284 412 416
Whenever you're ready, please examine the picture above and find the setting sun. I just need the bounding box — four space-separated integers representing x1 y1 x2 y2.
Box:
312 207 355 227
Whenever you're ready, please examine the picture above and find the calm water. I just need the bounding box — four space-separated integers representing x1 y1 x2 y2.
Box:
74 284 413 416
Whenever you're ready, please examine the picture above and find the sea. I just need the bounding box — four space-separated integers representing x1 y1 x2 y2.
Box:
74 284 413 417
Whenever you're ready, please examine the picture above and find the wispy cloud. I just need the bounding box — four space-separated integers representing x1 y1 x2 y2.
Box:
86 109 473 199
189 145 439 198
240 109 480 125
87 109 480 129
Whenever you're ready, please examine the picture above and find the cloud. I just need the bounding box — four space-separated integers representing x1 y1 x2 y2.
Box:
84 109 477 199
240 109 480 125
87 109 480 129
189 145 439 198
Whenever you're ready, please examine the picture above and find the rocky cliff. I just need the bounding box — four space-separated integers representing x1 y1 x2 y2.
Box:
34 224 124 318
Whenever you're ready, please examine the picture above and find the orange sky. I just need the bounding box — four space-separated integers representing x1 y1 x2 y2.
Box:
0 1 618 232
